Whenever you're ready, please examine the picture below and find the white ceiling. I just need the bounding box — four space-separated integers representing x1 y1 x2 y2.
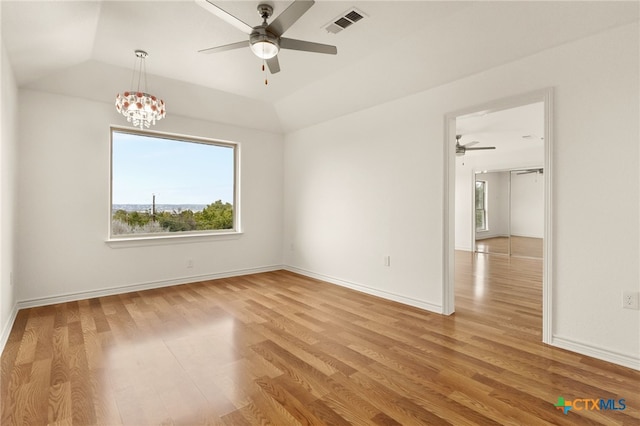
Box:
2 0 469 102
456 102 545 169
2 1 639 132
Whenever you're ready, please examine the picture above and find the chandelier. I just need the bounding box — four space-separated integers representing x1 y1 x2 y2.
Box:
115 50 166 129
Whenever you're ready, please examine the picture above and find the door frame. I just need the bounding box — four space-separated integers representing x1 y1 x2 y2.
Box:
442 88 553 344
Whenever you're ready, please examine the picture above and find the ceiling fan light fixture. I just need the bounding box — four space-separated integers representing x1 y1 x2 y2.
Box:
250 39 279 59
250 31 280 59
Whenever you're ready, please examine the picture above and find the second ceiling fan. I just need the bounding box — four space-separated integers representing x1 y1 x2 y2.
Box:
455 135 496 156
197 0 337 74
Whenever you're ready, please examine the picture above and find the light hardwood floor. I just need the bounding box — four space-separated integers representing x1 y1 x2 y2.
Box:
1 255 638 425
476 236 543 258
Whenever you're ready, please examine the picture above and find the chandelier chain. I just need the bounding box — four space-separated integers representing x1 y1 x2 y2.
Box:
129 55 136 91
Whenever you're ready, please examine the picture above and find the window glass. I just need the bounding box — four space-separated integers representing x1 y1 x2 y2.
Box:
475 180 487 231
110 129 237 238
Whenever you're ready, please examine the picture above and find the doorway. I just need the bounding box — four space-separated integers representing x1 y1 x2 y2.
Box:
442 89 553 344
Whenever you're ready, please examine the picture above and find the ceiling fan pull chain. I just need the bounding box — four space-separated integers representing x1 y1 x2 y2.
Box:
263 59 268 85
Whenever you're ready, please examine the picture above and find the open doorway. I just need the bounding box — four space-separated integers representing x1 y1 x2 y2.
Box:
442 89 553 343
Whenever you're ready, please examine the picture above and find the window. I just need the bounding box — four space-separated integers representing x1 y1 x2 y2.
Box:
475 180 487 231
110 128 238 239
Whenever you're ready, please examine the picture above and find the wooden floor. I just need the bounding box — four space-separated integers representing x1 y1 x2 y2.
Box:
476 236 543 258
2 256 639 425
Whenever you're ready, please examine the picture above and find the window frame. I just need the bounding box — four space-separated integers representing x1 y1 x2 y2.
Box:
108 126 240 244
475 179 488 232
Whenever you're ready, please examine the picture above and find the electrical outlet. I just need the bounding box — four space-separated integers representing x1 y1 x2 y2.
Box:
186 259 194 269
623 291 639 310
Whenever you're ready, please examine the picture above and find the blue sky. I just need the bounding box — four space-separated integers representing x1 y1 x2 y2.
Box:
112 131 234 205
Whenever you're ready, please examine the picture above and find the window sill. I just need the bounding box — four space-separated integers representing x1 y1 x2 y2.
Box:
106 231 243 248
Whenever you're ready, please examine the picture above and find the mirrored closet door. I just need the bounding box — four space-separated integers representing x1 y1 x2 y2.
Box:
474 169 543 258
474 171 510 255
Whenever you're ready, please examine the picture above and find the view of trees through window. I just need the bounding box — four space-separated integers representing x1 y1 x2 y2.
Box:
111 129 236 237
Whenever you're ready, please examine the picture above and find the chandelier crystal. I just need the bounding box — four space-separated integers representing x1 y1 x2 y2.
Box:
115 50 166 129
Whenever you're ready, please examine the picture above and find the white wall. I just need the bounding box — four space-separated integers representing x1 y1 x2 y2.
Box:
16 90 284 304
283 99 445 312
455 168 473 251
283 22 639 368
1 37 19 347
510 171 544 238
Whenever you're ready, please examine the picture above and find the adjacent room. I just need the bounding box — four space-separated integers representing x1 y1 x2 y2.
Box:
1 1 639 424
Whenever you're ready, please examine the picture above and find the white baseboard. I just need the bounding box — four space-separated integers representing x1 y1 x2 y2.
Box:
284 265 443 314
551 335 640 371
16 264 283 310
0 303 18 355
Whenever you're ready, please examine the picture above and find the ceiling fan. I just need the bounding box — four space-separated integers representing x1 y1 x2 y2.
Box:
196 0 337 74
455 135 496 156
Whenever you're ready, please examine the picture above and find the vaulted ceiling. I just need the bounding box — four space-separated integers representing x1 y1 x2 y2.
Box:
2 1 638 132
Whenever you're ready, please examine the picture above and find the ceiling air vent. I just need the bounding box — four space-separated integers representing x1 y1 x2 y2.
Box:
324 8 366 34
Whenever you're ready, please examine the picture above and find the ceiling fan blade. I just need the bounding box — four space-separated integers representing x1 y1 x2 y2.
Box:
267 0 314 36
462 141 479 148
280 37 337 54
198 40 250 54
266 56 280 74
465 146 496 151
196 0 253 34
